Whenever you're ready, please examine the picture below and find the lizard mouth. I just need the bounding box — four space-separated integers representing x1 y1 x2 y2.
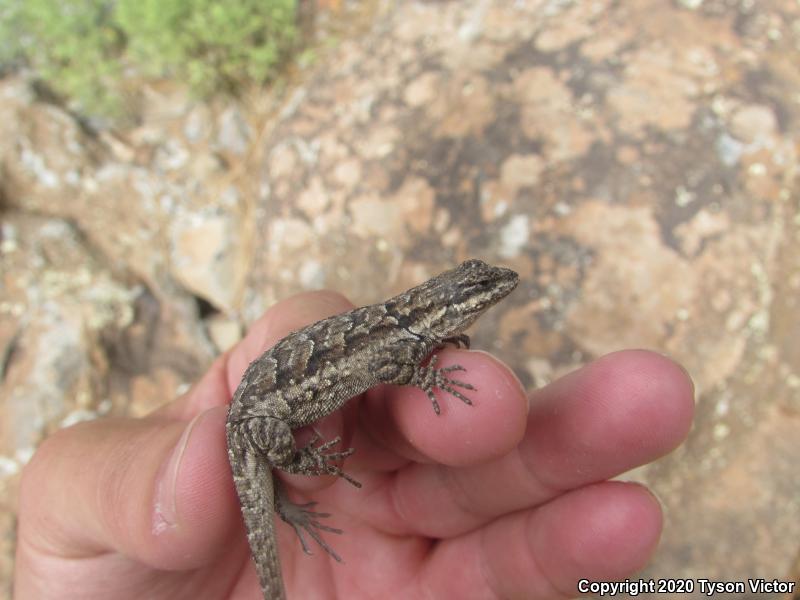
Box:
462 265 519 312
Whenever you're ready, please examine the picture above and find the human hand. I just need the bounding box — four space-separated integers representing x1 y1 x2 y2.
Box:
14 290 693 599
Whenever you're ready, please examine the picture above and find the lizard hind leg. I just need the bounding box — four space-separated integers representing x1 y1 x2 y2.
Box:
275 479 345 563
241 415 297 466
242 417 360 489
283 429 362 488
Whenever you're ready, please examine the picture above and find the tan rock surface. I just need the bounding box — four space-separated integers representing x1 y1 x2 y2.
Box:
2 0 799 597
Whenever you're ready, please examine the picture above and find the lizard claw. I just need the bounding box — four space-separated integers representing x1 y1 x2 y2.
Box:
278 499 344 562
296 432 362 488
412 354 476 415
441 364 467 373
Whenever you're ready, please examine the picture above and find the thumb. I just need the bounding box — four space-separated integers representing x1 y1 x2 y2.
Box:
16 406 240 571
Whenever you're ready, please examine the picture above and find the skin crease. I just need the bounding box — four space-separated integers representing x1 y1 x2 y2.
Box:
14 290 694 600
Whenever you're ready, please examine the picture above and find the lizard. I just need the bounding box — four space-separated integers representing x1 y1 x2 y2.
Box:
225 259 519 599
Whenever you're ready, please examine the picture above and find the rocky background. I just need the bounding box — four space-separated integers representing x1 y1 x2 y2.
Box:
1 0 799 597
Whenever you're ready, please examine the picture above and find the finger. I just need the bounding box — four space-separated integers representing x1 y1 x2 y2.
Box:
525 349 694 487
16 407 240 571
416 481 662 599
351 350 528 473
353 350 693 537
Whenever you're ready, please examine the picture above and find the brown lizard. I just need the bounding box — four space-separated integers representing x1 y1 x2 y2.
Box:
226 259 519 599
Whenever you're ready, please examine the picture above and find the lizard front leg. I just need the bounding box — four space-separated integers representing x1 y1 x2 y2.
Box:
375 351 477 415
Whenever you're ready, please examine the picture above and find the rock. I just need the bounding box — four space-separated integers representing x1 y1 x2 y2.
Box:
170 207 248 311
729 103 778 145
206 314 243 353
215 105 252 155
0 214 138 575
2 0 800 596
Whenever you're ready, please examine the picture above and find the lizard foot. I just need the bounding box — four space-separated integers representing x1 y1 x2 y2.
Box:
293 431 362 488
411 354 476 415
277 497 345 562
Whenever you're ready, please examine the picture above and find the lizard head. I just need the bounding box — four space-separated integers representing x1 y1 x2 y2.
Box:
389 259 519 341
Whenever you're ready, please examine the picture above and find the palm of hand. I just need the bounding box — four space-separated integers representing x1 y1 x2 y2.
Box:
14 292 693 599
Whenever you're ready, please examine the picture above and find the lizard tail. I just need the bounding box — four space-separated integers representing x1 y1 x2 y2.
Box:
226 422 286 600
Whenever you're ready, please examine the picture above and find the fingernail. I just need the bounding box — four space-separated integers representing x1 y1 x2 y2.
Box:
153 412 204 534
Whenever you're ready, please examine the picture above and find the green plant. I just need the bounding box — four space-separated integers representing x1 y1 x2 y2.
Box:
2 0 124 114
116 0 297 95
0 0 298 117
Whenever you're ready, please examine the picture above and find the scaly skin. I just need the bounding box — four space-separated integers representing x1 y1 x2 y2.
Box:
226 259 519 599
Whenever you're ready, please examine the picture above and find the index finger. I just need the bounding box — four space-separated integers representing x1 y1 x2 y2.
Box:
349 350 693 542
348 349 529 473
